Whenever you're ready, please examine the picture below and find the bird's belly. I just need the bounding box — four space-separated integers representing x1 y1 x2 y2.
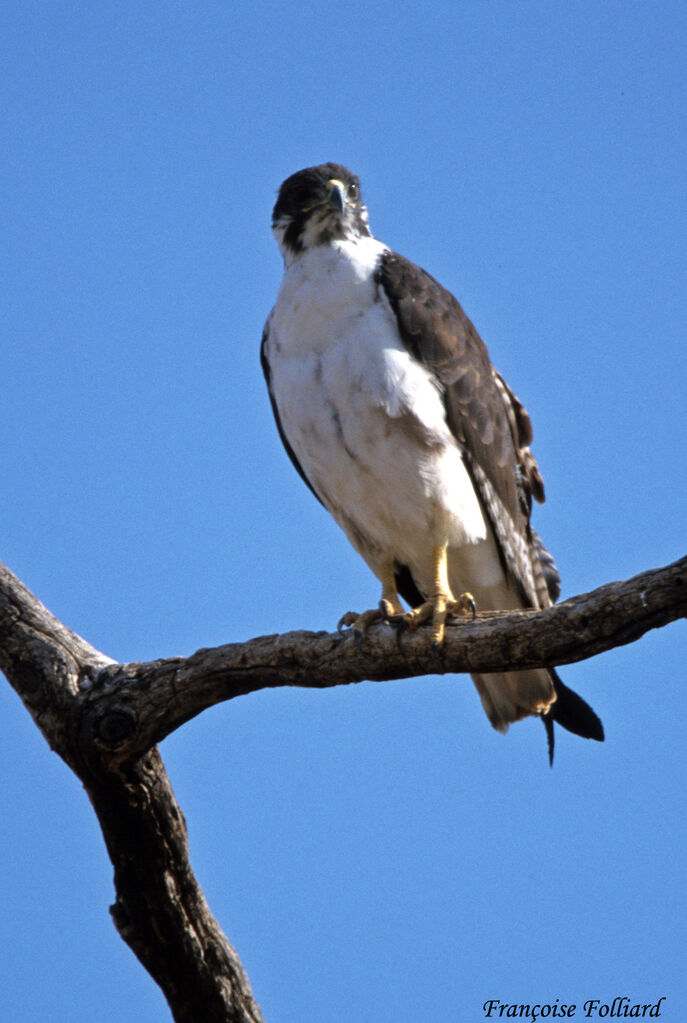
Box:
274 354 506 596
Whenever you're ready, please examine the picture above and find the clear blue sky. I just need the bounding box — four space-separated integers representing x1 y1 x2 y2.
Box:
1 2 685 1021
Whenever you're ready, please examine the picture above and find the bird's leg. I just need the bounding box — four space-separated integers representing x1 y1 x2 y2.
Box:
402 543 476 647
378 561 405 618
338 561 404 643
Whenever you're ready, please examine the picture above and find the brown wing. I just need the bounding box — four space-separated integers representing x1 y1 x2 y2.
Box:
491 370 561 606
376 250 546 606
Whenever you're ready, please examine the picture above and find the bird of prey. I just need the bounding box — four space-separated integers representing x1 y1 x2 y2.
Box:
261 162 603 757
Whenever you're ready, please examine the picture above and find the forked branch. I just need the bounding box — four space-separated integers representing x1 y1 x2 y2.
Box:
0 554 685 1022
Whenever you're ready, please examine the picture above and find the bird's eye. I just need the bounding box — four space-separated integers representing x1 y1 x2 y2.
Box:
348 182 359 200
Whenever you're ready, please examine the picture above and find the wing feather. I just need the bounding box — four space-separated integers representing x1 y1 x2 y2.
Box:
376 251 548 606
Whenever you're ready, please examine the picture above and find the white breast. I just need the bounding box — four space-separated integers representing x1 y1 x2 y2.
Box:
265 236 500 596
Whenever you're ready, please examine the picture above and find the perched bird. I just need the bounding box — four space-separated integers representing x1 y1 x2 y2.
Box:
261 162 603 758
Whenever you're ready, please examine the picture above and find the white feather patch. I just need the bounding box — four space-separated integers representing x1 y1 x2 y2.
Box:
264 235 512 597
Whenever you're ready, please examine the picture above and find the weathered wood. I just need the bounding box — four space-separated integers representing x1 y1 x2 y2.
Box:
1 553 685 1021
80 555 687 762
0 561 264 1023
85 750 263 1023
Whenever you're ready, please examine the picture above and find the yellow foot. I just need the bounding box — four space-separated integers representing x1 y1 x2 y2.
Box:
338 606 384 634
338 605 395 646
338 561 405 645
402 591 476 647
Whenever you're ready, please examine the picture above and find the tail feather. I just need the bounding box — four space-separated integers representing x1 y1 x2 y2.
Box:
471 668 555 733
543 669 605 764
394 560 604 761
472 667 604 763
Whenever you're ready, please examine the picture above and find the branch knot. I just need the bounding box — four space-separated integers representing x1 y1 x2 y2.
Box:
95 708 138 748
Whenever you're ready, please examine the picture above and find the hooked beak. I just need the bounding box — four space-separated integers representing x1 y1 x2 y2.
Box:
325 178 346 214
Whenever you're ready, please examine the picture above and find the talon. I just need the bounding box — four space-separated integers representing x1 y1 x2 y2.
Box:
338 560 406 643
340 607 386 643
449 591 477 620
379 597 398 619
387 611 406 630
400 547 479 649
402 601 434 632
337 611 359 633
430 640 444 665
385 612 407 650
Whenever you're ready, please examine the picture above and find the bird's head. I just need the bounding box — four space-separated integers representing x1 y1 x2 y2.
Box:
272 163 371 258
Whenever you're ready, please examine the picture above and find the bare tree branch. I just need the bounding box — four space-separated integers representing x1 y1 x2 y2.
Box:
84 750 263 1023
0 561 264 1023
1 553 685 1021
81 554 687 763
